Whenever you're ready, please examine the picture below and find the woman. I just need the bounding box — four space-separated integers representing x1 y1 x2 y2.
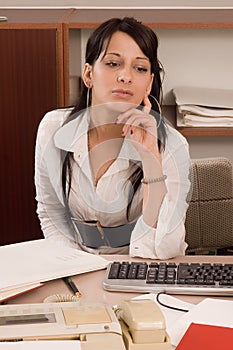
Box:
35 17 191 259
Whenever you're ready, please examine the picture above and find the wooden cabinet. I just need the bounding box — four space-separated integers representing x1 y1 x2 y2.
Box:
0 10 69 245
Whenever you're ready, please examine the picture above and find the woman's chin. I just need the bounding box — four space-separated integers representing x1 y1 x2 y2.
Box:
105 101 137 113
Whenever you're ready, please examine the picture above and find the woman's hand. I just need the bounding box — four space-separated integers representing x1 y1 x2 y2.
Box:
116 95 160 158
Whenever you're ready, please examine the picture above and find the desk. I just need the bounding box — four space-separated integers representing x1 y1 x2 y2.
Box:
5 254 233 350
8 254 233 306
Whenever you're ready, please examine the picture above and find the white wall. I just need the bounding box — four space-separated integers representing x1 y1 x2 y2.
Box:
187 136 233 161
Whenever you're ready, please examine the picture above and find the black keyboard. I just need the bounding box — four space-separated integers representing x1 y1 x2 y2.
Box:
103 261 233 296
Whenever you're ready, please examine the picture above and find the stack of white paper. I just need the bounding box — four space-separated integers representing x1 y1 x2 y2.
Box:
173 86 233 127
0 239 108 293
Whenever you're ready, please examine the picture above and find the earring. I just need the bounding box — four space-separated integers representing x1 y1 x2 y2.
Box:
149 94 162 129
86 87 91 107
158 60 165 84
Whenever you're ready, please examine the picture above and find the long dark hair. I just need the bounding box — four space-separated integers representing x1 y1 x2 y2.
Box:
62 17 167 218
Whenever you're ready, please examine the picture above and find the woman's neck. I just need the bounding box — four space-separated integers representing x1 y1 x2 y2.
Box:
88 123 123 151
88 103 120 129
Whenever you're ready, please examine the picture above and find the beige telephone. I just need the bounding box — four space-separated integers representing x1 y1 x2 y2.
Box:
117 299 172 350
0 299 171 350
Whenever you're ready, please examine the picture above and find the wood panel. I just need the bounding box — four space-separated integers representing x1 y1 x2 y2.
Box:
0 29 58 245
67 9 233 28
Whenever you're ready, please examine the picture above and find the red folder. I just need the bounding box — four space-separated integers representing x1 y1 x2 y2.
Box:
176 323 233 350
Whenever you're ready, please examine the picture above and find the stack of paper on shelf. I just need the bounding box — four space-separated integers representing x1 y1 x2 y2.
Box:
0 239 109 302
173 86 233 127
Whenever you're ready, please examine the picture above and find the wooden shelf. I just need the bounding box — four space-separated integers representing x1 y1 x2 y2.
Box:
66 9 233 28
0 9 72 24
177 127 233 137
2 8 232 28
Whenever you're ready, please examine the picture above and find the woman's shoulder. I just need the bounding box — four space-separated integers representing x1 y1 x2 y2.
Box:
41 107 73 124
165 122 189 148
36 107 74 147
37 107 73 135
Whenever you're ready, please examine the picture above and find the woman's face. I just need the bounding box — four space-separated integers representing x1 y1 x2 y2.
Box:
83 31 154 109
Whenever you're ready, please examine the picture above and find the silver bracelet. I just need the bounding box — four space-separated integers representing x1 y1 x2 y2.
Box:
141 174 167 184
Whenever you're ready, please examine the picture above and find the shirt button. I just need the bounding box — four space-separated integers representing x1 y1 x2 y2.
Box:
75 152 82 158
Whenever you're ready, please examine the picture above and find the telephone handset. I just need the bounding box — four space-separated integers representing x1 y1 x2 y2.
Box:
117 299 172 350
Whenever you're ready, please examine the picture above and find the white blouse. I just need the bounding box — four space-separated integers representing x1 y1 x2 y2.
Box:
35 108 191 259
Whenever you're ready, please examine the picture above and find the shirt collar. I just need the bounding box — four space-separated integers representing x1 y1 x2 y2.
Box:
54 110 89 152
53 110 142 174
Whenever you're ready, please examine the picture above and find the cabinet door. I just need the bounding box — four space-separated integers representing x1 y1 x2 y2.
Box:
0 29 58 245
